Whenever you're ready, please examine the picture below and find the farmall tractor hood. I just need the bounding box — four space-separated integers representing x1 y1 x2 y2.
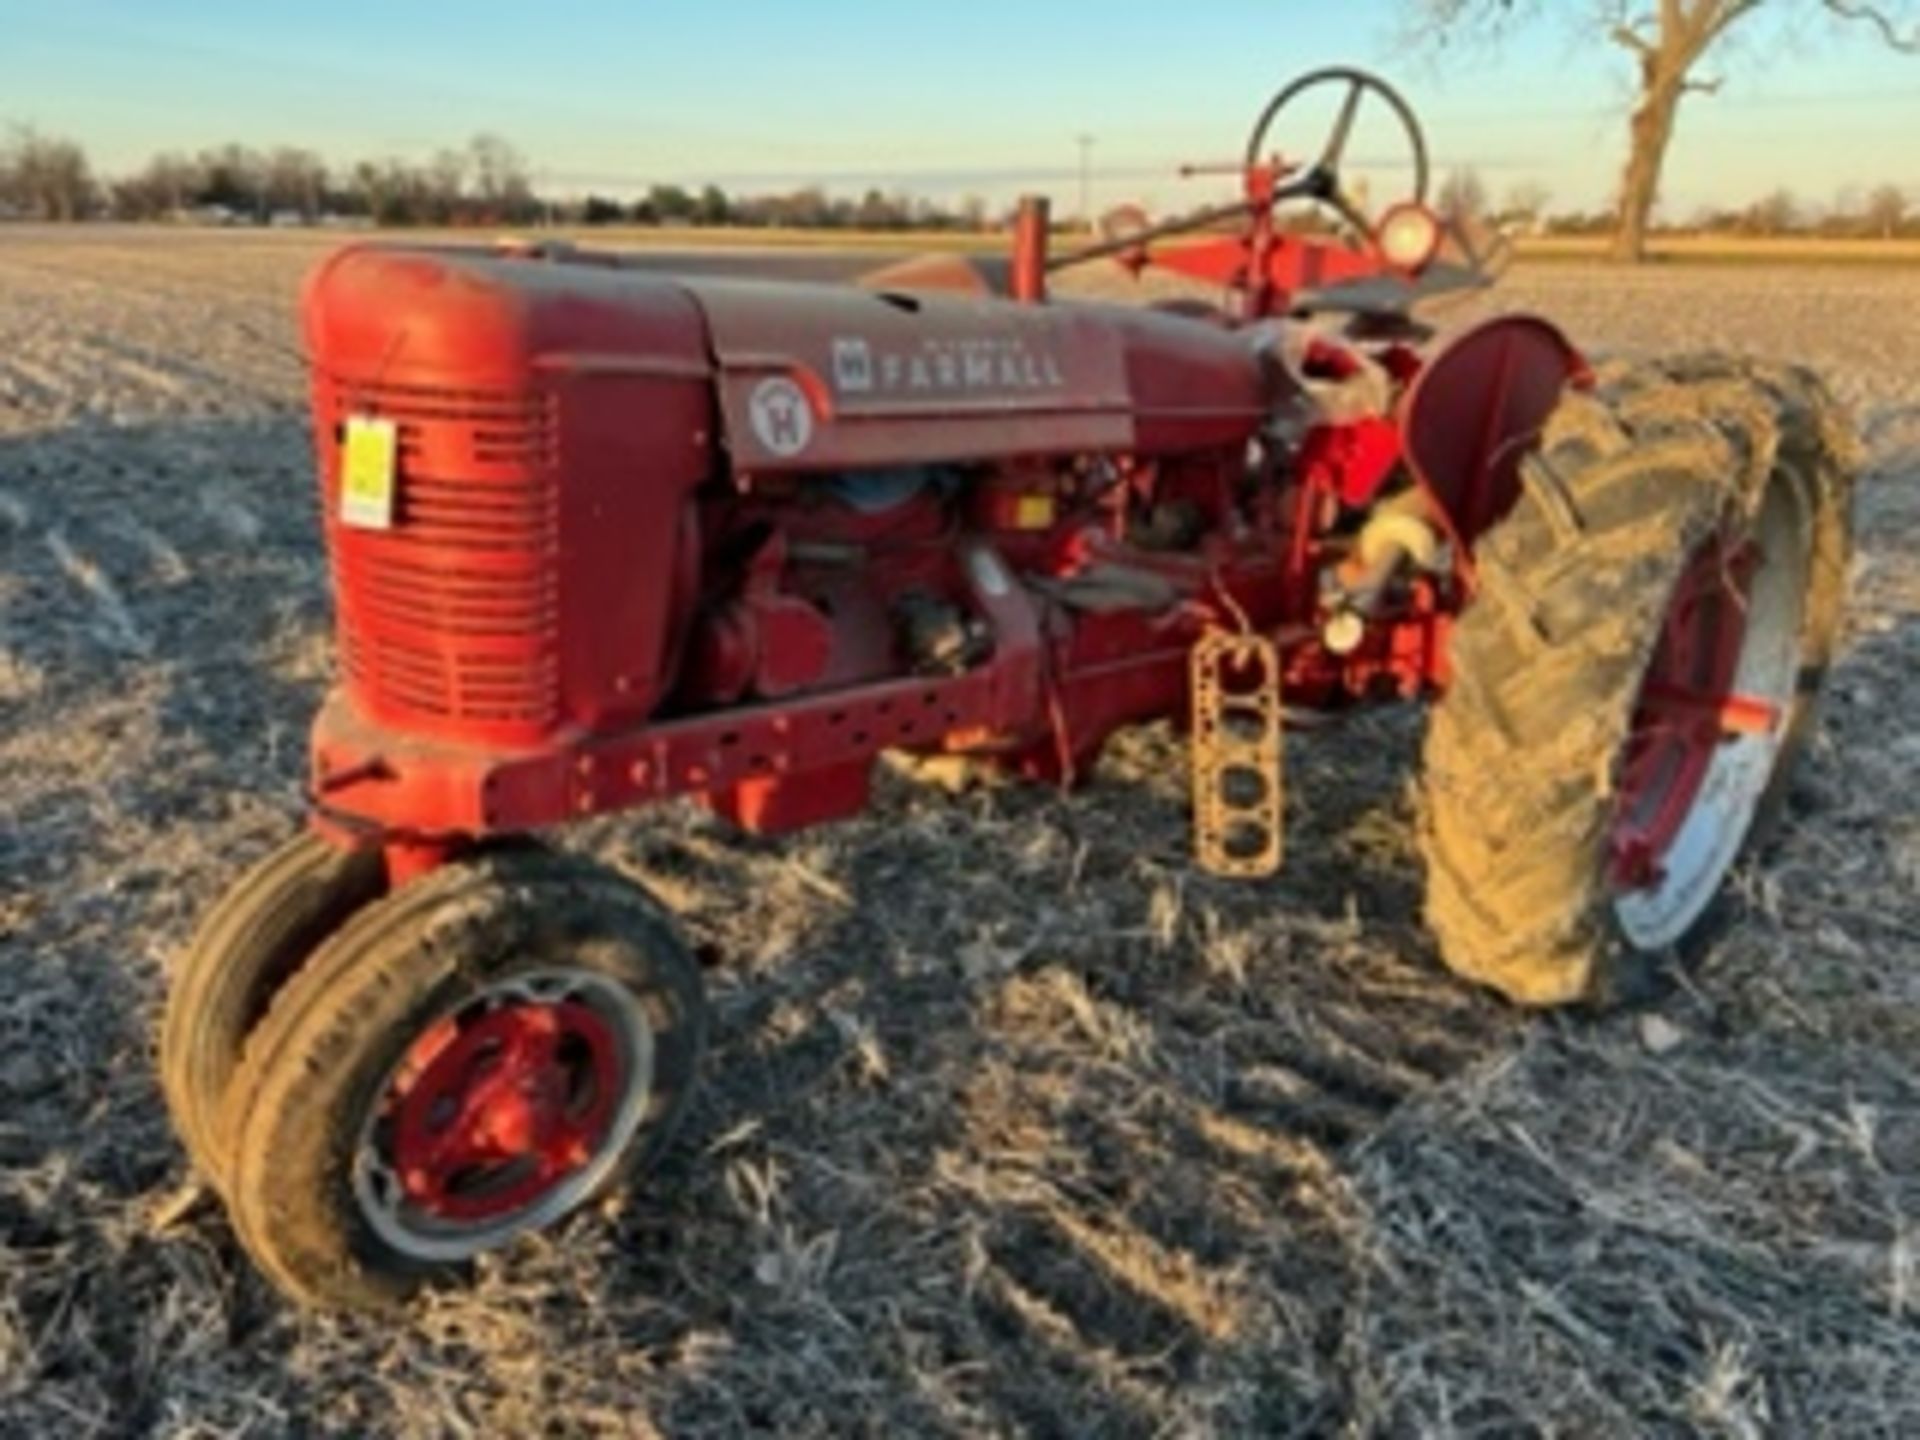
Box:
304 244 1273 475
677 276 1270 470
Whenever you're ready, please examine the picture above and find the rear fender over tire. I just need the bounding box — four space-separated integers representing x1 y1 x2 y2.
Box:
1420 355 1856 1007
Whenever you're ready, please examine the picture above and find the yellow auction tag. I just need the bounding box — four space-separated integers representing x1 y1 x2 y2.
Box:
340 416 398 530
1014 495 1056 530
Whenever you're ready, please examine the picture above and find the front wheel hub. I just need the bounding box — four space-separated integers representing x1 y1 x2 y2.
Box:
353 969 655 1263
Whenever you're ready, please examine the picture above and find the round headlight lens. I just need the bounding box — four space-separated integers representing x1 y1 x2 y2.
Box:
1376 204 1442 272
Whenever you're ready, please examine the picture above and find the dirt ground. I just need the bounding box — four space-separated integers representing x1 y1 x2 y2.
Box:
1 227 1917 1438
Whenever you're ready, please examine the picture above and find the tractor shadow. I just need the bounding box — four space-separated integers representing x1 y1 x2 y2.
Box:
573 703 1530 1435
587 590 1920 1437
580 451 1920 1433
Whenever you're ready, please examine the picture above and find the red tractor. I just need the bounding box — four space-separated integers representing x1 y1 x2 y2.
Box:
163 71 1856 1310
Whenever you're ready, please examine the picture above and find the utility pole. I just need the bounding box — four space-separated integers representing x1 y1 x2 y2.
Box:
1076 134 1095 233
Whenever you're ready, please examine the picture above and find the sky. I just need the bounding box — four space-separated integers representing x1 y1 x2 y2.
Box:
2 0 1916 219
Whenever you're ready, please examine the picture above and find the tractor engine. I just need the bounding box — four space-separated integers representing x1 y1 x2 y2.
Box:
302 246 1253 833
303 241 1573 847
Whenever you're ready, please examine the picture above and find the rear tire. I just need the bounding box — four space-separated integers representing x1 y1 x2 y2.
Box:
1420 355 1855 1007
219 848 706 1311
160 829 385 1192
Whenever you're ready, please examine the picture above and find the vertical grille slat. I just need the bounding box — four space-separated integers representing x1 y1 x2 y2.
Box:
321 382 561 732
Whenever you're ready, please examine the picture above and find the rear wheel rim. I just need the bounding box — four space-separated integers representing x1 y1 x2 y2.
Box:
351 968 655 1263
1610 480 1810 949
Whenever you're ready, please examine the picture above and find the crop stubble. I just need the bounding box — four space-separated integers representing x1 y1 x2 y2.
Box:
1 227 1918 1436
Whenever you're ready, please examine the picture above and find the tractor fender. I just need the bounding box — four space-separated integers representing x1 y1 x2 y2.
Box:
1397 315 1591 550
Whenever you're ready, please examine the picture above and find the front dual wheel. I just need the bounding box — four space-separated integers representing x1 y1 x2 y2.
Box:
1422 355 1854 1007
204 847 706 1311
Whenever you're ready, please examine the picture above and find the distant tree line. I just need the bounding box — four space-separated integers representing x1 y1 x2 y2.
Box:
0 126 998 232
0 126 543 225
90 134 540 226
1442 166 1920 242
3 126 1914 242
1526 186 1917 241
605 183 993 232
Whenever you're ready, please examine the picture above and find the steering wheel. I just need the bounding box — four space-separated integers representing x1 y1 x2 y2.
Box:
1243 68 1430 235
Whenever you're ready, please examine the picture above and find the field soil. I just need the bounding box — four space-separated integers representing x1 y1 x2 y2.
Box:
2 227 1918 1437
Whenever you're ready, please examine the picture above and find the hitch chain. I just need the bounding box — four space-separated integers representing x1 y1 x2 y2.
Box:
1190 626 1284 879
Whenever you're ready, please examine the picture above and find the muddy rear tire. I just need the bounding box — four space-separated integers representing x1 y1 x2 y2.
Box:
1420 356 1855 1007
161 829 386 1192
219 847 706 1311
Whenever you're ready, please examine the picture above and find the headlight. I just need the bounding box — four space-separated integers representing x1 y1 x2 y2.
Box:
1376 203 1442 273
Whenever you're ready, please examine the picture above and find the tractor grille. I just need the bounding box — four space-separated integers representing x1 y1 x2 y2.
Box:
323 381 562 733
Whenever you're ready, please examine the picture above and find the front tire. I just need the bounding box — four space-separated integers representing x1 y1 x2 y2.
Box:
219 848 707 1311
161 829 386 1192
1421 356 1855 1007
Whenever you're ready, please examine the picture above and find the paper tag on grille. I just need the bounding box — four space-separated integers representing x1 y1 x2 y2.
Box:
340 416 398 530
1191 628 1284 879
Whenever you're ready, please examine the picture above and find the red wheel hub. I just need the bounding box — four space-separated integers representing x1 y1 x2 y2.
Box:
1609 534 1777 891
386 999 623 1222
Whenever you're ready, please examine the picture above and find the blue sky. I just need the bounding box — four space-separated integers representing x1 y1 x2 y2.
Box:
2 1 1916 217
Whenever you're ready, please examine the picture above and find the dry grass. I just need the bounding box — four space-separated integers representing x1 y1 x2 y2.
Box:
1518 234 1920 267
0 227 1917 1436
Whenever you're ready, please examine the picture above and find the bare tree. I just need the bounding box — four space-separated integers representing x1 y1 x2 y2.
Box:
1745 186 1801 236
426 148 467 223
855 187 903 230
0 126 94 221
467 134 536 222
1865 182 1909 238
195 144 269 220
646 184 696 224
265 147 328 221
695 184 732 227
1438 166 1489 223
1501 180 1554 228
150 152 196 217
351 159 406 226
1410 2 1920 261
